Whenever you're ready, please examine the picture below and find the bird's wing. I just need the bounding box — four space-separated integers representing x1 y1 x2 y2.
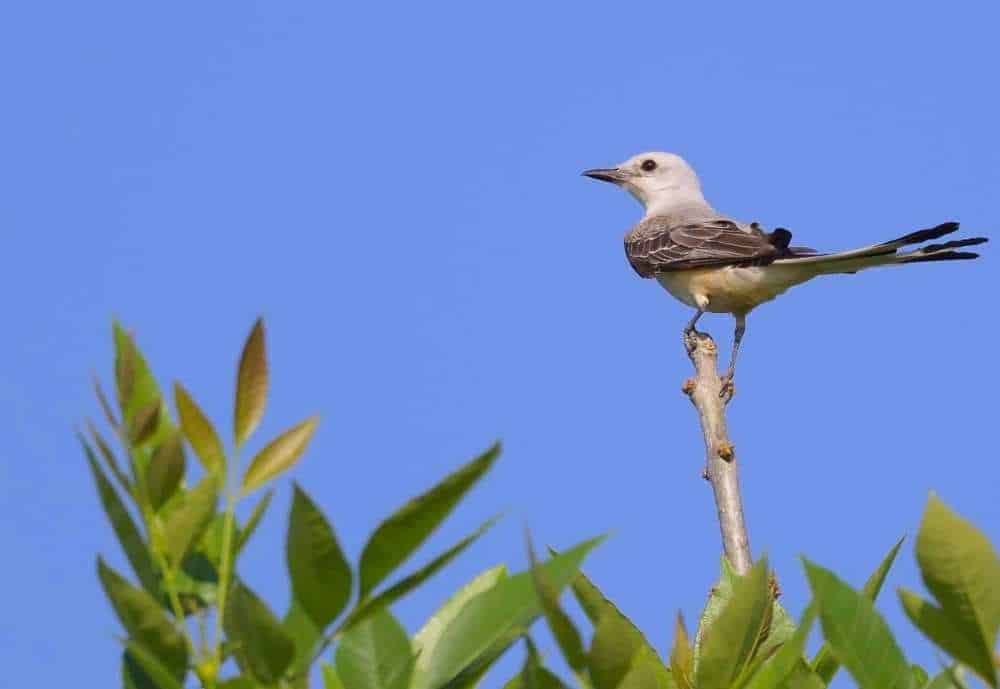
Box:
624 216 781 276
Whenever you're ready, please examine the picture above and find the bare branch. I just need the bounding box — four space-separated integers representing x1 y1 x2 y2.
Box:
682 331 752 575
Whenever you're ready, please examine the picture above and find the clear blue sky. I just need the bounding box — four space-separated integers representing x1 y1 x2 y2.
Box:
2 1 997 687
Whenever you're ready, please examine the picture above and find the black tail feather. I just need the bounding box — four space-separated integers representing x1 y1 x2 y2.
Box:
889 222 960 247
901 250 981 264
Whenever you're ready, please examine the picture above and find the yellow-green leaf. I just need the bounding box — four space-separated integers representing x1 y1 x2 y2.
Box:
241 416 319 495
670 612 693 689
174 382 226 474
147 431 186 511
163 475 219 566
234 318 268 447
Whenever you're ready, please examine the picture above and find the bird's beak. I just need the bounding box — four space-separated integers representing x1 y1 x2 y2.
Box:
582 167 630 184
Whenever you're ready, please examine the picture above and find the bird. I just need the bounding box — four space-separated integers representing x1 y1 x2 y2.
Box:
583 152 987 396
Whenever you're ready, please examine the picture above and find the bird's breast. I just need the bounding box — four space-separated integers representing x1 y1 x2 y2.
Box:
656 265 803 314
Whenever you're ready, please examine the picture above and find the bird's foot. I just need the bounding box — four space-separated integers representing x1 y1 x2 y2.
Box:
719 369 735 401
683 327 704 352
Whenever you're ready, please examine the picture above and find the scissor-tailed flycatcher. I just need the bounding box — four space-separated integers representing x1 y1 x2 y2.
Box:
584 152 987 394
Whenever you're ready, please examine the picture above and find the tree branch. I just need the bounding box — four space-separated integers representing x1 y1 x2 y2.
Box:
682 331 752 574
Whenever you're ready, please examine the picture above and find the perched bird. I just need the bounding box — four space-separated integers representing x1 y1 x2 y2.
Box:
584 152 987 395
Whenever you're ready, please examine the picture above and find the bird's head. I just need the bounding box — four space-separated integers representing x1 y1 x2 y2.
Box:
583 151 705 214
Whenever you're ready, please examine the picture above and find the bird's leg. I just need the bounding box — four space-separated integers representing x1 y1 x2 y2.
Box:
683 308 705 350
719 313 746 399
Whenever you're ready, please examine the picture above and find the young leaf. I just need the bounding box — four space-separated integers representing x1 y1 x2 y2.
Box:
358 442 500 599
742 605 816 689
87 420 131 492
911 494 1000 686
669 612 693 689
803 558 914 689
234 318 268 447
411 565 508 689
240 416 319 495
130 398 163 446
286 484 352 629
236 488 274 554
336 608 415 689
812 536 905 683
421 536 603 689
93 374 120 429
174 383 226 474
163 475 219 566
693 557 772 689
527 532 587 676
898 589 996 687
113 323 162 426
346 515 500 630
224 581 296 685
97 558 188 681
83 438 158 594
146 431 186 511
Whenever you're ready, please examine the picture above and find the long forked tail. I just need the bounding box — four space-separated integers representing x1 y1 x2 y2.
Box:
774 222 988 275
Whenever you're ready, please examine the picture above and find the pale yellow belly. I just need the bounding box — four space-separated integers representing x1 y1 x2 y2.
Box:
656 265 807 314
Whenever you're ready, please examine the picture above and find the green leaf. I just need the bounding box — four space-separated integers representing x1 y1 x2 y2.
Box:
591 607 653 689
898 589 996 688
336 608 415 689
694 555 740 657
528 533 587 675
83 439 158 595
146 431 186 512
114 323 162 427
618 646 676 689
236 488 274 554
93 374 121 429
240 416 319 495
411 565 508 689
803 558 913 689
358 442 500 599
421 535 603 689
742 605 816 689
97 558 187 681
283 597 323 676
121 640 185 689
924 666 968 689
911 494 1000 686
322 663 346 689
224 581 295 685
174 383 226 474
234 318 268 447
217 678 257 689
669 612 693 689
87 420 131 492
812 537 904 684
130 398 164 447
348 515 500 631
163 475 218 566
912 664 930 687
693 557 772 689
784 660 826 689
286 484 352 629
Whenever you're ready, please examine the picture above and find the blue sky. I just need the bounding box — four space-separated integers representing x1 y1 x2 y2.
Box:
2 1 998 686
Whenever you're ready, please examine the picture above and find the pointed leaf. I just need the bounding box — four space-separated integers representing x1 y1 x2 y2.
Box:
147 431 186 511
618 646 676 689
422 536 603 689
174 383 226 474
742 605 816 689
336 608 415 689
899 588 997 687
528 533 587 675
234 318 268 447
83 439 158 594
121 640 185 689
131 398 164 446
785 660 826 689
163 475 218 566
695 555 740 656
913 494 1000 686
669 612 693 688
224 581 295 684
94 374 120 429
591 604 655 689
87 420 131 492
411 565 508 689
812 536 905 684
237 488 274 554
97 558 187 680
283 598 323 676
287 484 352 629
693 557 772 689
803 558 914 689
358 442 500 599
347 515 500 630
114 323 162 425
241 416 318 495
514 640 573 689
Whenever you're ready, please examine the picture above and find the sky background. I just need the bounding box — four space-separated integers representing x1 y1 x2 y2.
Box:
1 1 998 687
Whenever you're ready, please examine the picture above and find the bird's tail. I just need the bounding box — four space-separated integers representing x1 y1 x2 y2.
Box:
773 222 987 275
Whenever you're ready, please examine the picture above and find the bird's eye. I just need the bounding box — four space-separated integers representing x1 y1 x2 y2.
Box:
640 159 657 172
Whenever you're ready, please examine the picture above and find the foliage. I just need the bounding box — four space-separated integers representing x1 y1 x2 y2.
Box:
85 321 600 688
85 321 1000 689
